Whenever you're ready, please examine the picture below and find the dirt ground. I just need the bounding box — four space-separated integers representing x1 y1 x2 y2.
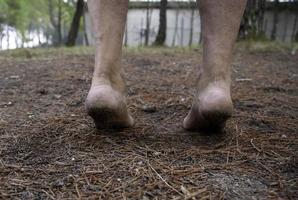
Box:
0 45 297 199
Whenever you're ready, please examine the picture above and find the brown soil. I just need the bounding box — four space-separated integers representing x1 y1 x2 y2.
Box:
0 47 297 199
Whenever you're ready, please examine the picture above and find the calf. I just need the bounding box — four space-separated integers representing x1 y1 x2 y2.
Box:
85 0 247 130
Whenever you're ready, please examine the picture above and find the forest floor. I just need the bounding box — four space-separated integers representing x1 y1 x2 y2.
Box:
0 43 297 199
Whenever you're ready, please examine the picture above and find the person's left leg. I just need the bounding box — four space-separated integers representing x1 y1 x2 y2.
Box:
183 0 247 130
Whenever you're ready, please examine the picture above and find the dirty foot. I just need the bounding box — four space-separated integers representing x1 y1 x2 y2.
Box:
85 85 134 129
183 85 233 131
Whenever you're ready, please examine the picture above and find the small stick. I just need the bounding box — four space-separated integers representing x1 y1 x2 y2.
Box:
236 78 252 82
250 139 261 152
226 151 230 164
75 182 82 199
148 162 183 196
42 190 55 200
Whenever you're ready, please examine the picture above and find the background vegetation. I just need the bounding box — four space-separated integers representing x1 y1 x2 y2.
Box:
0 0 297 50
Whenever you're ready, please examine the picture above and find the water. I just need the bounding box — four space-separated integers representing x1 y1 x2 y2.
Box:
84 9 298 46
84 9 201 47
126 9 201 46
0 9 297 50
0 26 47 50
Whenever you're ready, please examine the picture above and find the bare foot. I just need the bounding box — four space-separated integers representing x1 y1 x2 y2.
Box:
85 85 134 129
183 84 233 131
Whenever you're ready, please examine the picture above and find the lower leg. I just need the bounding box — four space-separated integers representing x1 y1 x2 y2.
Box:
86 0 133 128
183 0 247 130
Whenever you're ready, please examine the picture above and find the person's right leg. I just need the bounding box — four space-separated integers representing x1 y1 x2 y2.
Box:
86 0 133 129
183 0 247 130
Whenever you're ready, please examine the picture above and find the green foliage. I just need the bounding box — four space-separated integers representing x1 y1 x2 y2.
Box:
0 1 7 33
245 31 269 42
0 0 76 45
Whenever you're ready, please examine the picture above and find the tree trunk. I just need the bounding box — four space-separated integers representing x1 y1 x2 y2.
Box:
0 26 3 50
14 35 19 48
188 6 194 47
45 26 50 46
6 26 9 49
66 0 84 46
37 28 41 45
0 34 2 50
48 0 63 45
48 0 56 43
154 0 167 46
292 12 298 42
180 17 184 46
140 18 143 46
57 0 62 44
239 0 266 40
124 23 128 47
271 0 279 40
172 9 179 47
282 10 289 42
83 3 89 46
145 0 150 46
257 0 266 34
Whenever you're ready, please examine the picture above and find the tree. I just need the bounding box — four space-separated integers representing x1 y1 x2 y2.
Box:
154 0 167 46
291 1 298 42
144 0 152 46
66 0 84 46
172 9 179 46
48 0 63 45
188 2 195 47
270 0 279 40
0 0 8 24
0 0 8 49
82 4 89 46
239 0 266 40
0 0 76 48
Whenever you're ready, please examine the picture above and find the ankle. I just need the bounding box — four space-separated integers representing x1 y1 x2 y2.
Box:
197 77 230 94
92 73 125 93
197 64 231 90
91 77 111 88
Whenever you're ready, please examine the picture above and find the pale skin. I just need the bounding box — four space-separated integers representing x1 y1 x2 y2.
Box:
86 0 247 130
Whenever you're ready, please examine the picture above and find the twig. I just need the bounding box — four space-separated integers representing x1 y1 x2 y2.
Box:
185 188 207 200
250 139 261 152
256 161 281 178
147 162 183 196
236 78 252 82
75 182 81 199
85 170 103 174
42 190 55 200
